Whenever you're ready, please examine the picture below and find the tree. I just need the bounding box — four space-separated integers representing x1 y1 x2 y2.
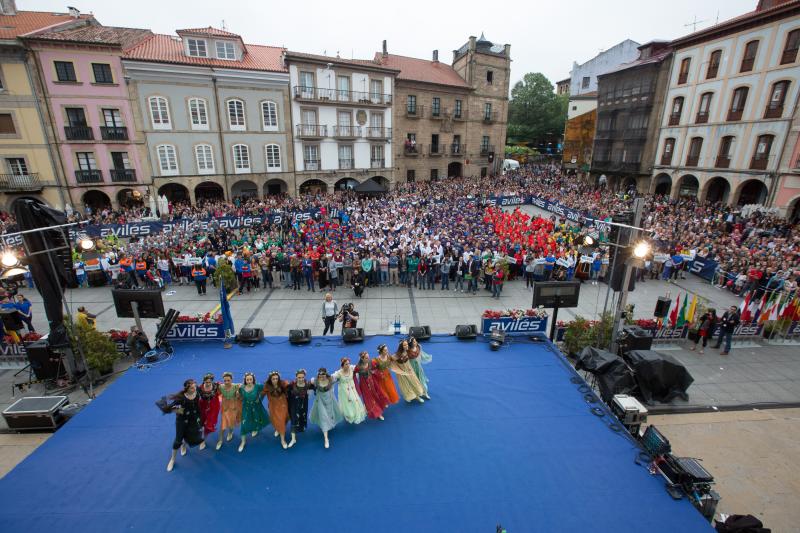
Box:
508 72 567 143
213 256 238 291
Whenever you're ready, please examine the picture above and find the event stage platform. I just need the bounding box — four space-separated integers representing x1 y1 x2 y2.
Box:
0 336 711 532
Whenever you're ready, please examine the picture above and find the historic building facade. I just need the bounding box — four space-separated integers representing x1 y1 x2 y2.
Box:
123 27 293 203
651 0 800 208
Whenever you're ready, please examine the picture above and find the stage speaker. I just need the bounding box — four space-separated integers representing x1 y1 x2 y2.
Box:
289 329 311 345
236 327 263 344
25 339 65 381
609 248 636 293
342 327 364 343
620 326 653 354
455 324 478 339
654 297 671 318
408 326 431 341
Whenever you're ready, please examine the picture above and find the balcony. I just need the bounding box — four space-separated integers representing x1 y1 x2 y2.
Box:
64 125 93 141
110 168 136 182
429 107 447 119
428 144 443 156
75 169 102 183
332 125 361 138
483 111 498 123
449 144 464 156
480 145 495 156
304 159 321 171
406 105 424 118
339 159 354 170
370 158 385 169
100 126 129 141
764 104 784 119
750 154 773 171
727 109 744 121
365 127 391 139
685 155 700 167
295 124 327 138
715 155 731 169
668 113 681 126
0 173 41 191
292 86 392 106
403 145 421 156
660 154 673 166
695 111 709 124
622 128 648 140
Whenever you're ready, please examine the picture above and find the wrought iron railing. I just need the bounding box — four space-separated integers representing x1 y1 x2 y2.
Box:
100 126 129 141
75 169 102 183
110 169 136 182
65 125 93 140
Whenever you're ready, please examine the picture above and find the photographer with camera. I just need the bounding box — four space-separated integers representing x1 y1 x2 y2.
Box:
337 302 359 335
321 293 339 336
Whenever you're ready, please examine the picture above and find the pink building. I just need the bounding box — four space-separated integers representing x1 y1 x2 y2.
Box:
22 20 153 211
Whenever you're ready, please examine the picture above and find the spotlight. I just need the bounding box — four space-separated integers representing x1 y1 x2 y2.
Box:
1 250 19 268
78 235 95 251
582 235 595 246
0 266 28 279
633 241 651 259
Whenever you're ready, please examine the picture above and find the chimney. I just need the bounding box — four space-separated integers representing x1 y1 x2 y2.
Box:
67 5 80 18
468 36 477 52
504 44 511 58
382 40 387 58
432 50 438 62
0 0 17 15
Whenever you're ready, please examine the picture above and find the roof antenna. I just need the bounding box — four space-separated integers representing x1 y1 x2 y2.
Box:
221 19 227 31
684 15 707 32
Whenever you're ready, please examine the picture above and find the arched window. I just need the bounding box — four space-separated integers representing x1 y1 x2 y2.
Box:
188 98 209 130
706 50 722 79
669 96 684 125
727 87 748 121
678 57 691 84
686 137 703 167
227 99 245 130
716 136 735 168
751 134 775 170
265 144 281 171
148 96 171 129
661 138 675 165
195 144 215 174
232 144 250 173
765 80 790 118
156 144 178 175
781 29 800 64
696 92 713 123
261 101 278 131
740 40 759 72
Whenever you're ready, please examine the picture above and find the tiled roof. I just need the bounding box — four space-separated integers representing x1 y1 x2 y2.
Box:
25 24 153 50
176 27 241 38
124 33 286 72
601 49 672 76
374 53 469 88
0 10 91 40
285 51 399 72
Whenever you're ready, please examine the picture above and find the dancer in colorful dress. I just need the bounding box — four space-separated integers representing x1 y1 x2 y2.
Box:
263 371 290 449
286 369 314 448
238 372 267 452
393 340 426 403
332 357 367 424
216 372 240 450
375 343 400 405
407 337 432 400
309 367 344 448
197 373 221 450
166 379 204 472
354 351 389 420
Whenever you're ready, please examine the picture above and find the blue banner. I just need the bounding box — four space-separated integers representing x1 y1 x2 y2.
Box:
166 323 226 340
687 257 718 281
482 195 610 233
481 316 548 335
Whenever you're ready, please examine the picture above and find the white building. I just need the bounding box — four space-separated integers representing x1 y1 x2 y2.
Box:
569 39 641 96
284 52 398 193
651 0 800 208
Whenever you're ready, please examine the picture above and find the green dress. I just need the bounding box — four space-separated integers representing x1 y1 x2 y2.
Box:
240 383 268 434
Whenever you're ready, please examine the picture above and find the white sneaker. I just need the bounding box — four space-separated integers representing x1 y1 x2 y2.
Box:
251 431 257 437
226 432 233 442
199 441 206 451
417 397 425 403
287 437 296 448
238 441 245 453
274 430 279 438
167 458 175 472
215 440 222 451
180 444 187 456
379 415 384 420
324 439 330 449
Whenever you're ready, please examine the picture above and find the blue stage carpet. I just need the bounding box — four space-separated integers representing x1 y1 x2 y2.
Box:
0 336 711 533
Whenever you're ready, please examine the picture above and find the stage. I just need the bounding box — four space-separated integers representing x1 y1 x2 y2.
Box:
0 335 711 532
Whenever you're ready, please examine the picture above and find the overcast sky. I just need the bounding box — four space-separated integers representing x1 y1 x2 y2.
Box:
25 0 757 86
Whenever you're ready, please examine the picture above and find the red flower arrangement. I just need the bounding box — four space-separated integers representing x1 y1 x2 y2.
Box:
176 312 223 324
21 332 43 342
634 319 659 329
482 308 548 320
108 329 129 342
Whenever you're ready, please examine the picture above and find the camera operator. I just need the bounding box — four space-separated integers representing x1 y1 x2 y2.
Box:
338 302 359 335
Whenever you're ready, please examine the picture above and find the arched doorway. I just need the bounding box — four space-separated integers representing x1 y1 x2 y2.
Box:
677 174 699 198
334 178 359 191
82 190 111 213
653 173 671 196
704 177 730 204
195 181 225 203
622 177 637 193
117 188 144 208
299 179 327 195
447 162 463 178
370 175 389 189
158 183 190 203
231 180 258 198
264 179 287 196
736 179 768 206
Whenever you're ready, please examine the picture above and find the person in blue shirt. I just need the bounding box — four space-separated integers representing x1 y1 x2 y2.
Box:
14 294 34 332
204 252 217 287
302 254 315 292
591 253 602 285
544 254 556 281
234 256 247 292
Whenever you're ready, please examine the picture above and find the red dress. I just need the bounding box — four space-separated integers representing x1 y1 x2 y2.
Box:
198 383 221 437
354 360 389 419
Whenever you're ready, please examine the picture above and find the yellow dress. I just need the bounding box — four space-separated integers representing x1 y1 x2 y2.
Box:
391 355 425 402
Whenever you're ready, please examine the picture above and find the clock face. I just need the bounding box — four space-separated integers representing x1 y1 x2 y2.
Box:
356 110 367 125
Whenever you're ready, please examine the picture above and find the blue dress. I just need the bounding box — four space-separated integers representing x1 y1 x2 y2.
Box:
409 347 432 394
309 379 344 432
240 383 268 434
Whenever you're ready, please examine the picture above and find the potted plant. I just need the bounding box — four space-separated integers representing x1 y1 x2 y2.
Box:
213 256 238 291
562 316 594 356
67 320 120 378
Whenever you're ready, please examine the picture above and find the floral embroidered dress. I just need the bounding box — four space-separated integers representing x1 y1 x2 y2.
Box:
240 383 268 434
332 367 367 424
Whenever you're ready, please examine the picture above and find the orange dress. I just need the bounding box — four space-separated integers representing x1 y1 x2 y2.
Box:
264 381 290 437
375 357 400 404
219 383 241 431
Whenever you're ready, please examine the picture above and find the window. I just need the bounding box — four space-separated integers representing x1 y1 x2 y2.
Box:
110 152 131 170
765 80 789 118
337 144 353 169
369 112 384 132
337 76 350 101
370 79 383 103
54 61 76 82
65 107 87 127
232 144 250 173
452 134 461 154
0 113 15 134
148 96 171 129
7 158 28 175
484 102 492 120
299 71 314 99
741 40 759 72
454 99 462 118
156 145 178 175
728 87 748 121
265 144 281 171
480 167 487 178
92 63 113 84
751 134 774 170
371 144 384 168
781 29 800 64
706 50 721 79
216 41 236 60
687 137 703 166
581 76 590 89
261 101 278 130
188 98 208 129
102 108 123 127
430 168 439 180
696 92 712 123
431 97 441 117
487 70 494 84
407 95 417 114
717 136 734 167
661 138 675 165
481 135 490 153
227 99 245 130
195 144 214 174
431 133 440 153
669 96 684 125
187 39 207 57
76 152 97 170
678 57 690 84
406 169 415 183
303 144 319 170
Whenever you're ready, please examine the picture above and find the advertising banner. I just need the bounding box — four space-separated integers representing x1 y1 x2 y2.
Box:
481 317 548 335
165 323 226 340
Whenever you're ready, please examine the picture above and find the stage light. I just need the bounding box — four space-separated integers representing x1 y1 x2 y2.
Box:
633 241 651 259
1 250 19 268
78 235 95 251
583 235 594 246
1 266 28 279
